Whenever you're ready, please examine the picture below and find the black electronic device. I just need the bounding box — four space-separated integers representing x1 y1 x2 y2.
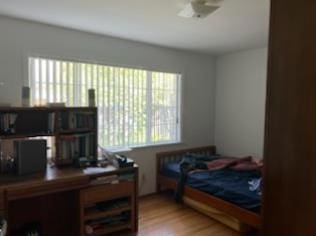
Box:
115 155 134 168
14 139 47 175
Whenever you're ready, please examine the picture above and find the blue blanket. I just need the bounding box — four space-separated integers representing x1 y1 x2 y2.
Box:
162 161 261 213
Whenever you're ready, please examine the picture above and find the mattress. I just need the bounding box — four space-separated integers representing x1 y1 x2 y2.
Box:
162 161 261 213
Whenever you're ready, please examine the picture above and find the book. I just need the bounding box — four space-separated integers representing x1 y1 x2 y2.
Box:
0 113 18 134
58 133 95 163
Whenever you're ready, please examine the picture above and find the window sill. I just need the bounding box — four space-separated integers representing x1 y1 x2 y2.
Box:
104 147 133 153
102 142 184 153
128 141 184 151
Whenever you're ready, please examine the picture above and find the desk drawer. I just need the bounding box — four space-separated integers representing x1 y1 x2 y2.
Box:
6 177 88 201
81 181 134 204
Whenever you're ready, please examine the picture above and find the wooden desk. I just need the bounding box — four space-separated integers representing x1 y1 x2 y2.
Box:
0 164 138 236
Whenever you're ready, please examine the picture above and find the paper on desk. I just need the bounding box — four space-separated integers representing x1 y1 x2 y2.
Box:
83 167 108 175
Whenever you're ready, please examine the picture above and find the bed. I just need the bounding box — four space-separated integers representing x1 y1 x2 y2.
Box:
156 146 261 233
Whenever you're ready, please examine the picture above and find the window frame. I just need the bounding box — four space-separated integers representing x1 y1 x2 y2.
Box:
26 54 183 149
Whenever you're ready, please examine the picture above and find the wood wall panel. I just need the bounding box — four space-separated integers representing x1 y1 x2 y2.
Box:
0 189 4 210
263 1 316 235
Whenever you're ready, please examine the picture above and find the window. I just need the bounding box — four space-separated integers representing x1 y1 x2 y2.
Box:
28 57 181 148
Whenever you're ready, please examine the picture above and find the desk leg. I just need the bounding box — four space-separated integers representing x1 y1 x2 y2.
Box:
133 167 139 232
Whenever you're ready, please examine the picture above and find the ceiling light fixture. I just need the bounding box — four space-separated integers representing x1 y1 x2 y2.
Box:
178 0 222 19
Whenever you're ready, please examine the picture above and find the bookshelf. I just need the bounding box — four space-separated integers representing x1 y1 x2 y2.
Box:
0 107 98 167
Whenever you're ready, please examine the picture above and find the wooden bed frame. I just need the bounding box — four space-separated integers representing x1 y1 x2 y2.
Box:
156 146 261 232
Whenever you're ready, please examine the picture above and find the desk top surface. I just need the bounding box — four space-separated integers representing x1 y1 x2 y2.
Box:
0 164 138 190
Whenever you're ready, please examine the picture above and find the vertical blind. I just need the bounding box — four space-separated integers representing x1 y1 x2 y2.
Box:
28 57 181 148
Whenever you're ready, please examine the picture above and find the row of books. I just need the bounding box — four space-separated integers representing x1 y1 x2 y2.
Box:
59 111 95 131
0 111 95 135
0 113 18 134
90 174 119 186
87 173 134 186
85 212 130 235
58 133 95 161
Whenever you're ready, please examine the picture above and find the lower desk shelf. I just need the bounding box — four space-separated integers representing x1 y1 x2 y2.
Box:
85 205 132 221
88 222 132 236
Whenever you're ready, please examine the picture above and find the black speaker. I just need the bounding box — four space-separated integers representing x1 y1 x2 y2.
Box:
22 86 30 107
14 140 47 175
88 89 95 107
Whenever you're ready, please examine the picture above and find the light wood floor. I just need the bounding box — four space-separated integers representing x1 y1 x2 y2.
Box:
136 193 240 236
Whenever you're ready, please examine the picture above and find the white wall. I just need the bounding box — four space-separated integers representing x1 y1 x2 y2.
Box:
0 16 216 195
214 48 267 158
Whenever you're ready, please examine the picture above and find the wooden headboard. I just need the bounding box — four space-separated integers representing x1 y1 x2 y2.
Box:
156 146 216 174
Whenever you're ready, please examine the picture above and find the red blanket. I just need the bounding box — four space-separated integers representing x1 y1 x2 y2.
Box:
206 156 262 172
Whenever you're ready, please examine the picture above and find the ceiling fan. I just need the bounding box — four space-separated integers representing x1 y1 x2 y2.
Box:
178 0 223 19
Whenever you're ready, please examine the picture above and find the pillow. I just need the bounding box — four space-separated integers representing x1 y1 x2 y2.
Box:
230 162 261 171
230 157 262 172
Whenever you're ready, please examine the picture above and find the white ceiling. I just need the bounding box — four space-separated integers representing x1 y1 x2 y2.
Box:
0 0 270 55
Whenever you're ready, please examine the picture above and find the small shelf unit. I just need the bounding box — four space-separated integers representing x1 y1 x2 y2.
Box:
80 168 138 236
0 106 98 167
